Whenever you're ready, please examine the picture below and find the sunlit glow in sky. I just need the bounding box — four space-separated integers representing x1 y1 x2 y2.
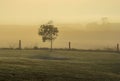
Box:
0 0 120 24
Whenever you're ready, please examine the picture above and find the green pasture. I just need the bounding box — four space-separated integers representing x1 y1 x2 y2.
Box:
0 50 120 81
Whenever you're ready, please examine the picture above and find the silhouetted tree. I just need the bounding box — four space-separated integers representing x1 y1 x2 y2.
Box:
38 22 59 51
101 17 109 25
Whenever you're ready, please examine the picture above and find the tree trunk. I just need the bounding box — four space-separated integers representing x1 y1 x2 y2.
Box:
50 29 54 51
51 39 52 51
50 32 53 51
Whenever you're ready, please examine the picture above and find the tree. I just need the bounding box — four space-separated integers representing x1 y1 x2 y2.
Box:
38 22 59 51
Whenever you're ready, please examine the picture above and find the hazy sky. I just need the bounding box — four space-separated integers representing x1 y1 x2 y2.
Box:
0 0 120 25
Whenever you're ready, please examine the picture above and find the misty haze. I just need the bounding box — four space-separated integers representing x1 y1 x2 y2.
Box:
0 0 120 81
0 20 120 49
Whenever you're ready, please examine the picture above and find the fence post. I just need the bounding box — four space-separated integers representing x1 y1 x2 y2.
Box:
69 42 71 50
117 43 119 52
19 40 21 50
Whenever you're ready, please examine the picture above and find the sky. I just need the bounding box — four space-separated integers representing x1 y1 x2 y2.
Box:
0 0 120 49
0 0 120 25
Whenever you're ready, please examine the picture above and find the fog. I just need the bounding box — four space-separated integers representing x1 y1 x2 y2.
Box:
0 0 120 49
0 21 120 49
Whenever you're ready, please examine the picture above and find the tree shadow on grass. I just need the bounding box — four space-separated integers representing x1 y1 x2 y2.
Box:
31 54 70 61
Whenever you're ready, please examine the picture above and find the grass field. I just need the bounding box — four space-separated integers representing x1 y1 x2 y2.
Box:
0 50 120 81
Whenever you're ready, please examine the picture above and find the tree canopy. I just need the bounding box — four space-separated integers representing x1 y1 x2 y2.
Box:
38 23 59 50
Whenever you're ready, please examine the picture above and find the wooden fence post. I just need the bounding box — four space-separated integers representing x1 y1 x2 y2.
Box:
117 43 119 52
69 42 71 50
19 40 21 50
